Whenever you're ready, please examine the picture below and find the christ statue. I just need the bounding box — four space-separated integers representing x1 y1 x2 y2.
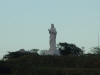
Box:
48 24 57 51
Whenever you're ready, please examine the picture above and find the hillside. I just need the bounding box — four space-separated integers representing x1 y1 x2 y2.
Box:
0 55 100 75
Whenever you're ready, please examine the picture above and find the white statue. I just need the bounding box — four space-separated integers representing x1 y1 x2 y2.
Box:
48 24 57 51
47 24 60 55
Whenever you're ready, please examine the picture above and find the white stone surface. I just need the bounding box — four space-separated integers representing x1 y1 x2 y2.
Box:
47 24 60 55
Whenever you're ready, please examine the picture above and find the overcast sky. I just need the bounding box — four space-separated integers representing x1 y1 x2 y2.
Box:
0 0 100 58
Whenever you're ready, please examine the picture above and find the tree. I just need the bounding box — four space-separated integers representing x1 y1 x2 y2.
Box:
30 49 39 53
91 47 100 54
58 42 83 56
4 49 38 60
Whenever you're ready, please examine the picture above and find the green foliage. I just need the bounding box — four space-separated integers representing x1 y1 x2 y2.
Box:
3 49 39 60
30 49 39 53
0 55 100 75
91 47 100 54
1 48 100 75
58 42 83 56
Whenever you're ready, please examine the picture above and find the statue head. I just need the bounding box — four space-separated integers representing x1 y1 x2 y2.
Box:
51 24 54 28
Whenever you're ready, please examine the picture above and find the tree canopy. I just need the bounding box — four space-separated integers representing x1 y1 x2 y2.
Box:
3 49 39 60
58 42 83 56
91 47 100 54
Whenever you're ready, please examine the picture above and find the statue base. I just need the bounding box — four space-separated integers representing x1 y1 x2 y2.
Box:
46 50 60 55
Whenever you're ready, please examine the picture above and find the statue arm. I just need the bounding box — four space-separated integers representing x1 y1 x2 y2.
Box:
48 29 51 34
54 28 57 34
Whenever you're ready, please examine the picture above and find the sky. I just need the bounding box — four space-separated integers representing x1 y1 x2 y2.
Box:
0 0 100 58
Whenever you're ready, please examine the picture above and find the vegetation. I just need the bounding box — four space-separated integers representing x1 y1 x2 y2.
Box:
91 47 100 54
0 42 100 75
3 49 39 60
1 55 100 75
58 42 83 56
